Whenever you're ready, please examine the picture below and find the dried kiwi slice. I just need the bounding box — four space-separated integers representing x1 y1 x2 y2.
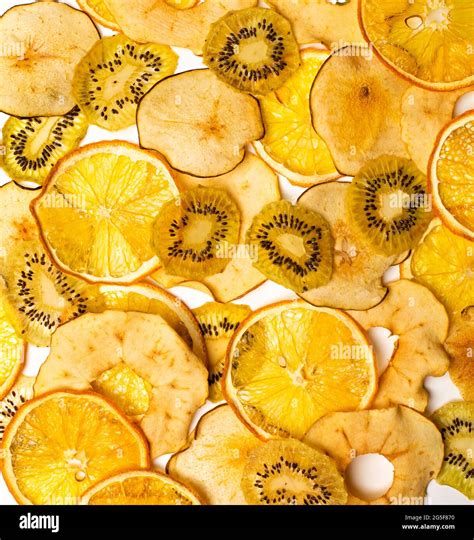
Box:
241 439 347 505
2 106 88 188
203 7 300 96
246 200 333 293
193 302 251 401
432 401 474 500
0 375 34 446
73 34 177 130
3 240 95 347
348 156 432 257
152 187 241 280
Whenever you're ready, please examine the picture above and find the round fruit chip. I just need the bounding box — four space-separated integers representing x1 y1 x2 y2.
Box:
359 0 474 91
34 311 208 458
73 35 178 131
0 1 100 117
267 0 364 46
310 51 409 176
31 141 178 284
89 283 206 362
77 0 120 30
445 307 474 401
203 7 300 96
81 470 201 505
429 111 474 240
193 302 251 401
0 292 24 399
2 391 150 505
349 280 450 412
255 48 339 186
103 0 257 53
407 223 474 317
168 405 263 505
305 406 443 505
0 375 34 450
431 401 474 500
138 69 263 177
224 300 377 440
241 438 347 505
298 181 397 310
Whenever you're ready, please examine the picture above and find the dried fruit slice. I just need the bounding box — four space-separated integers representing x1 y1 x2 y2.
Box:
432 401 474 499
298 181 397 310
152 187 241 280
193 302 251 401
103 0 257 53
138 69 263 177
167 405 263 504
0 375 33 449
0 1 100 117
203 7 300 96
304 406 444 505
0 292 24 399
2 106 88 188
359 0 474 91
32 141 178 283
445 307 474 401
247 200 333 293
2 391 150 505
224 301 377 440
429 111 474 240
408 223 474 317
267 0 363 46
90 283 206 362
241 438 347 505
34 311 208 458
348 156 432 257
401 85 469 174
153 153 280 302
77 0 120 30
254 48 338 186
349 280 450 412
2 240 95 347
310 51 409 176
74 35 177 131
81 470 201 505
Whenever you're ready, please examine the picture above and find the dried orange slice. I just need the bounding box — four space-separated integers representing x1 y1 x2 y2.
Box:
429 111 474 240
0 292 24 399
254 48 339 186
32 141 178 284
359 0 474 91
224 300 377 440
81 470 201 505
77 0 120 30
1 391 150 505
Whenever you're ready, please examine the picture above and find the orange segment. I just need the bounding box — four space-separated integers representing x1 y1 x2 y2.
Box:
0 292 25 399
81 470 201 505
1 391 150 505
224 300 377 440
429 111 474 240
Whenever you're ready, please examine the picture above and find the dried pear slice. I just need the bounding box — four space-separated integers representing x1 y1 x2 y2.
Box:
103 0 257 53
349 280 450 412
34 311 208 458
298 181 396 310
304 406 444 505
0 1 100 117
167 404 263 504
310 50 410 176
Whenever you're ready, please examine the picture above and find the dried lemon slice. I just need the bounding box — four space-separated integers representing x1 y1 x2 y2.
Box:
224 300 377 440
429 111 474 240
255 48 339 186
1 391 150 505
0 292 24 399
32 141 178 283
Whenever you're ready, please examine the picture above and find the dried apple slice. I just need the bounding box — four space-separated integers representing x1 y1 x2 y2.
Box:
310 50 410 176
104 0 257 53
138 70 263 177
0 1 100 117
152 153 281 302
34 311 208 458
298 181 397 310
349 280 450 412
